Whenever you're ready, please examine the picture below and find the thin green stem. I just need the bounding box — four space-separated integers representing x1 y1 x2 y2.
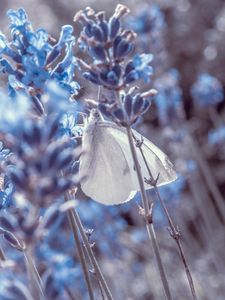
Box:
136 134 198 300
23 248 44 300
0 246 6 261
96 277 106 300
155 189 197 300
66 204 95 300
187 132 225 222
69 207 114 300
126 125 173 300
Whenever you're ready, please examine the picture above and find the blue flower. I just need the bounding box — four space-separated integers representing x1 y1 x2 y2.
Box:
46 25 74 65
191 73 224 107
208 126 225 145
22 55 50 89
0 178 14 210
124 53 153 83
0 92 30 133
7 8 29 31
3 115 79 206
0 9 79 115
43 80 79 116
27 29 52 65
74 5 141 89
126 4 164 35
155 69 184 125
52 41 80 95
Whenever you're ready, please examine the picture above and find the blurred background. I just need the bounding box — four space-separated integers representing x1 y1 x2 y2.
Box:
1 0 225 299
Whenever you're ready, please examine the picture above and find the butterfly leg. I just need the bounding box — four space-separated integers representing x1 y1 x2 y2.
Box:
144 172 160 187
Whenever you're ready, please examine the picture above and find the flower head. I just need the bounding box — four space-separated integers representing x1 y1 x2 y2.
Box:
155 69 184 126
74 5 153 90
0 9 79 116
191 73 224 107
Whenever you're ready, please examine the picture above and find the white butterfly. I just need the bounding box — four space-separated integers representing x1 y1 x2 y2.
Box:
79 110 177 205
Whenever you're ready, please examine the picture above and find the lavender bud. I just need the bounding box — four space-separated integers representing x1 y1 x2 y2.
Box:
3 231 23 251
42 205 60 229
56 151 73 169
112 108 125 122
47 147 61 170
47 118 60 140
133 95 144 115
98 104 112 118
109 17 120 39
124 94 133 117
113 38 132 59
99 21 108 42
124 70 139 84
91 25 104 42
90 45 106 61
10 170 27 190
83 71 100 84
0 216 15 232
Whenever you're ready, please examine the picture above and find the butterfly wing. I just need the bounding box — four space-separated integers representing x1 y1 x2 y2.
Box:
79 122 137 205
98 122 177 190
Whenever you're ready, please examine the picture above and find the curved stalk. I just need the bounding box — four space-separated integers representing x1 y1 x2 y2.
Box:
126 126 173 300
23 248 44 300
66 203 95 300
66 203 114 300
135 133 198 300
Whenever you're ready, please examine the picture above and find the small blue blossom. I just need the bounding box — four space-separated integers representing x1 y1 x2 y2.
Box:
208 126 225 145
74 5 153 90
0 92 30 133
124 54 153 83
126 4 166 69
0 8 79 115
155 69 184 125
191 73 224 107
126 4 165 35
0 177 14 210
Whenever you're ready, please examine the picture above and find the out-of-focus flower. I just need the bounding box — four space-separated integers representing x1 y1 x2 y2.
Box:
155 69 184 126
208 126 225 145
0 92 30 133
41 246 83 298
126 4 167 72
4 116 79 206
191 73 224 107
0 176 14 210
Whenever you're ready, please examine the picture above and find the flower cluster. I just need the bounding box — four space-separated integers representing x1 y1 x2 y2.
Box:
74 5 155 126
126 4 165 52
98 88 155 126
208 126 225 145
3 115 79 206
155 69 184 126
0 8 79 115
74 5 153 89
191 73 224 107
